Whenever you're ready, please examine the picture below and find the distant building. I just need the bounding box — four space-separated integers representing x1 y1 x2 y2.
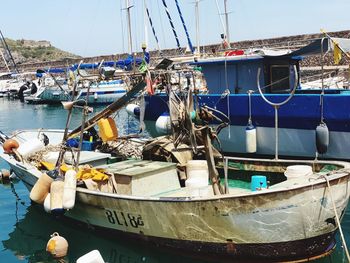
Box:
19 39 51 48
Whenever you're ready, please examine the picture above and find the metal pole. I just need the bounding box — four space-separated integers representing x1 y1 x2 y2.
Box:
0 48 10 73
321 38 325 91
274 105 279 160
195 0 200 54
126 0 133 54
0 30 19 73
143 0 149 49
215 0 226 35
224 0 231 48
320 38 325 123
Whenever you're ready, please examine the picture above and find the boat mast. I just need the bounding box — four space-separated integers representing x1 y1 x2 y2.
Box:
125 0 133 53
143 0 149 49
0 48 10 73
0 29 18 73
224 0 231 48
195 0 200 54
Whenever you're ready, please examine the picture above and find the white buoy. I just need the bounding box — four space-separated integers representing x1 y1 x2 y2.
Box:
44 193 51 213
94 92 98 100
126 104 140 117
155 112 171 135
77 250 105 263
245 124 257 153
63 170 77 210
50 178 65 215
46 232 68 258
245 90 257 153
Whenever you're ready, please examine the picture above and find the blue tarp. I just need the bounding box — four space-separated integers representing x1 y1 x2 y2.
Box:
37 53 150 75
68 53 150 71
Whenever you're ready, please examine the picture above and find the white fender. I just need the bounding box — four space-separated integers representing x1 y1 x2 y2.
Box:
63 170 77 210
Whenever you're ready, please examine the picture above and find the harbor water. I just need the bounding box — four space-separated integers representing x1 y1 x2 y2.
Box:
0 99 349 263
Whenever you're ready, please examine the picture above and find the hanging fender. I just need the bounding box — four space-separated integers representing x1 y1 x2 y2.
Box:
316 122 329 154
246 124 257 153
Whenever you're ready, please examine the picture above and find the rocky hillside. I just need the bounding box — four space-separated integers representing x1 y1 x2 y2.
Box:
0 38 80 67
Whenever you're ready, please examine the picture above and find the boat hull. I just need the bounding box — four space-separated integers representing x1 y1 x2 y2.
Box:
144 93 350 159
4 156 349 262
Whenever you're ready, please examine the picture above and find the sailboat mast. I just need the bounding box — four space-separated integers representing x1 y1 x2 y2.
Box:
224 0 231 48
143 0 149 48
126 0 133 53
195 0 200 54
0 29 18 73
0 48 10 73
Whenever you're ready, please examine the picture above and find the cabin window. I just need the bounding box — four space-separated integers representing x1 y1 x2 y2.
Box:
270 65 290 93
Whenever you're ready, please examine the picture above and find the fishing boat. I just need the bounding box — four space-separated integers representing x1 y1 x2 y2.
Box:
1 74 350 262
0 127 349 262
141 36 350 160
74 79 126 105
25 75 70 104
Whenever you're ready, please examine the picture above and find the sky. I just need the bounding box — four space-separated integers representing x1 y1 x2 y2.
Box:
1 0 350 57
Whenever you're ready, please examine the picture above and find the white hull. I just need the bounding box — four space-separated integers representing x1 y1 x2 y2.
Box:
145 121 350 159
219 125 350 159
1 129 350 261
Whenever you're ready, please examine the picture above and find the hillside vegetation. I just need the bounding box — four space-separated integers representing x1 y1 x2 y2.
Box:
1 38 80 66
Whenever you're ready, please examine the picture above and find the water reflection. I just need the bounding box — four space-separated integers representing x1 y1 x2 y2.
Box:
2 201 202 263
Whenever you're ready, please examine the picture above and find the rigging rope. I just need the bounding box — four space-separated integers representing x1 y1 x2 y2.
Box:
161 0 181 50
156 0 167 49
322 174 350 262
214 0 226 36
174 0 194 53
145 3 162 53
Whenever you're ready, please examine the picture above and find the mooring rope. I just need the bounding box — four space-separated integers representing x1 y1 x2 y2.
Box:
161 0 181 50
322 174 350 262
174 0 194 53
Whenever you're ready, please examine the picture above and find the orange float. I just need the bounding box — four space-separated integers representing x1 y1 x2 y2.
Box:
3 139 19 154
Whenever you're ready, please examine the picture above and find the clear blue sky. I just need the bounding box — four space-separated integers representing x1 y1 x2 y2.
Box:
1 0 350 57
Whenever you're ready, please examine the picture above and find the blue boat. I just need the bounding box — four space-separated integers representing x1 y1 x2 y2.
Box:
142 37 350 160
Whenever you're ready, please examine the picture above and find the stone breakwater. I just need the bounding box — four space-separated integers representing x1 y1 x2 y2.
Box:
1 30 349 73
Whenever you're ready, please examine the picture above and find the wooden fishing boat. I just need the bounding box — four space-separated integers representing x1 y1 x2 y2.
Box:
1 129 349 262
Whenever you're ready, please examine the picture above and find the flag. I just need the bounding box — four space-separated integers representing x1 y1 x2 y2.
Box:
334 42 342 65
146 76 154 95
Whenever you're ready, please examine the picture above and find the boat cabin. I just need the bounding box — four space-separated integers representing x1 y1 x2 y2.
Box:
193 37 350 94
193 51 301 94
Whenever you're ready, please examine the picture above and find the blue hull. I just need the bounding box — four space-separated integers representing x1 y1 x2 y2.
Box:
144 92 350 159
145 92 350 132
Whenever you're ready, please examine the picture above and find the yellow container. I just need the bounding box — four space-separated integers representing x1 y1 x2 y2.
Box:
98 117 118 142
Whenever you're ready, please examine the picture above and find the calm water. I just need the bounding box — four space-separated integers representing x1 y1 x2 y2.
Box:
0 99 349 263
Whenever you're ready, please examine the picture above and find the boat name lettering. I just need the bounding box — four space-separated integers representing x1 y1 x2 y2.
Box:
105 209 144 228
